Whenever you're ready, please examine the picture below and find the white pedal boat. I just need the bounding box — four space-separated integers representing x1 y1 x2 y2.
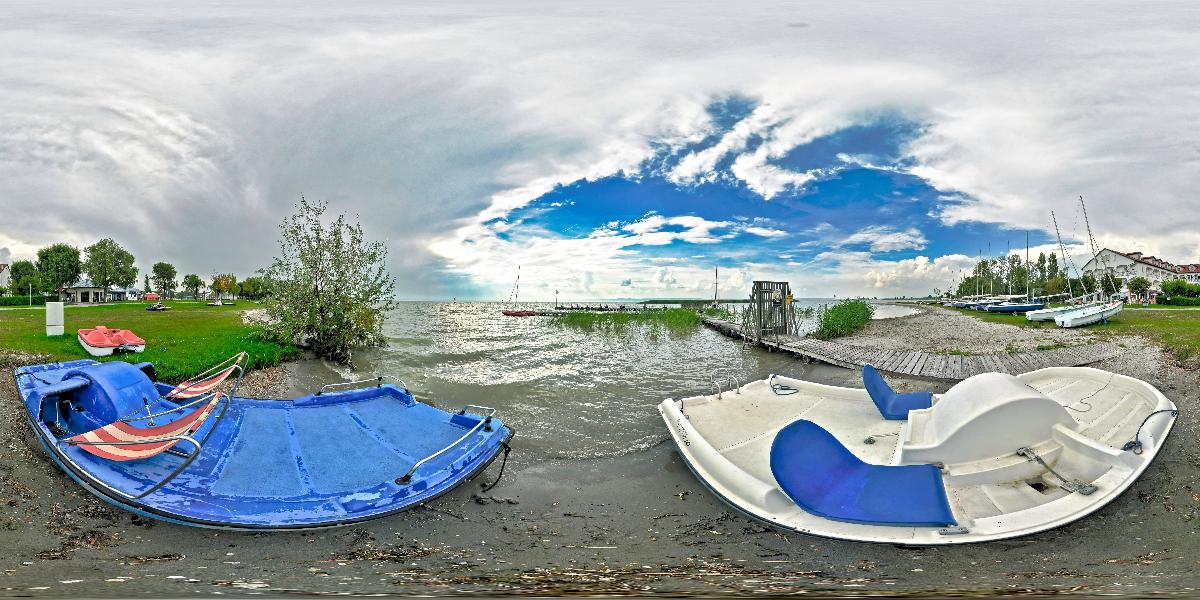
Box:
659 366 1176 544
1055 301 1124 328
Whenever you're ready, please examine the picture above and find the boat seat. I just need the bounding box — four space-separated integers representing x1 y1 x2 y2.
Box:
770 419 956 527
863 364 932 420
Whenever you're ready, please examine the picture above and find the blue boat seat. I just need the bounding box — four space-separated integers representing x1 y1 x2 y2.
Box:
862 364 932 420
770 419 956 527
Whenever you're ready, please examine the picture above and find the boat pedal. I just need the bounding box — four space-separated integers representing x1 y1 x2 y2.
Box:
937 526 969 536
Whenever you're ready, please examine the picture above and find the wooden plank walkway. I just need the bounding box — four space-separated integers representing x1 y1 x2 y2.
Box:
702 316 1121 381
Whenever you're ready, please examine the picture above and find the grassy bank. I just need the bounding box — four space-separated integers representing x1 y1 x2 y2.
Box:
554 308 701 333
813 299 874 339
0 301 300 382
948 305 1200 366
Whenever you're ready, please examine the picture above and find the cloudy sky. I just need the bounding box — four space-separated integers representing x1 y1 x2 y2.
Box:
2 1 1198 299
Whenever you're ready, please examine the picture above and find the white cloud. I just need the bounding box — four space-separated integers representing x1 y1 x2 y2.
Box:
2 2 1199 297
842 225 928 252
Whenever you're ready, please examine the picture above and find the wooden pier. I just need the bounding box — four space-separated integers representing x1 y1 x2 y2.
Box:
702 316 1122 381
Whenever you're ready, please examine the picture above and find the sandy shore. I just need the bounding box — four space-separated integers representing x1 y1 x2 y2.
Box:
2 313 1199 596
849 304 1102 354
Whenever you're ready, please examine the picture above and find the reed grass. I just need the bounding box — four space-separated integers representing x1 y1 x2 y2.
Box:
554 308 701 334
813 299 874 339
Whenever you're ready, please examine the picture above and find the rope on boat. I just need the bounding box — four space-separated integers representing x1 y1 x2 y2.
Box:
1064 371 1119 413
480 441 512 492
768 375 798 395
1122 409 1179 455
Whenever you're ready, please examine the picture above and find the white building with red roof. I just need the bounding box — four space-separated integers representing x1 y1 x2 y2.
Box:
1080 249 1200 295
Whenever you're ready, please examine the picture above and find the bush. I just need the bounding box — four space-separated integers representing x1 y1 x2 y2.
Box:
813 299 875 339
0 296 48 306
1160 296 1200 306
1161 279 1200 298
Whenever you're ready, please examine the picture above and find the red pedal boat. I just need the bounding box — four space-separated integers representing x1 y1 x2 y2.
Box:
501 310 537 317
77 326 146 357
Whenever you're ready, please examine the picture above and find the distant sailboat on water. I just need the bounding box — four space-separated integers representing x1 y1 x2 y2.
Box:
501 266 537 317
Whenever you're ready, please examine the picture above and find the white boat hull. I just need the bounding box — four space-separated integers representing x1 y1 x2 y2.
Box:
1026 304 1090 321
1055 302 1124 328
77 334 115 357
660 368 1175 545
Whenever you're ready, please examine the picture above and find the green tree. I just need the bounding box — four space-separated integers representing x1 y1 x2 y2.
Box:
1099 273 1121 296
36 243 81 294
211 273 237 298
83 238 137 293
144 274 151 293
9 260 40 295
1045 276 1067 296
1161 279 1195 297
1048 252 1061 279
182 273 203 298
237 276 271 300
1079 273 1097 294
264 197 398 365
1035 252 1047 287
151 262 178 297
1127 276 1151 301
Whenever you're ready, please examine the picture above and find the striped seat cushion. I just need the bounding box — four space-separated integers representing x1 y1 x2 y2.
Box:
166 352 246 400
68 393 223 461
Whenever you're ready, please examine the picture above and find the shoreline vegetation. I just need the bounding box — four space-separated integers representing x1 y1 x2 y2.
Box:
554 307 702 333
812 299 874 339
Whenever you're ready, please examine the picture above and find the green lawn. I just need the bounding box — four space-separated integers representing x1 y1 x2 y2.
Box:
0 301 300 382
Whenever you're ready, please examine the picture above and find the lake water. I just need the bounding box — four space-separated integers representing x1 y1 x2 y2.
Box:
348 301 914 460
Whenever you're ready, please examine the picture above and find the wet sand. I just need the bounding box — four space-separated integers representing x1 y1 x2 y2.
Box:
2 313 1200 596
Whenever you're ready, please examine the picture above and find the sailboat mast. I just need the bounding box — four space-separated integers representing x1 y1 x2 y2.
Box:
1080 195 1099 260
1007 240 1012 295
713 266 719 305
1051 211 1076 299
1026 231 1031 300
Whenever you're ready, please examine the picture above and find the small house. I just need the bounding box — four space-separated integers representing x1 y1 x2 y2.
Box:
62 279 109 303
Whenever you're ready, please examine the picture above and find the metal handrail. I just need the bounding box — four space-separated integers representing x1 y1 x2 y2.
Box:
708 371 742 399
318 374 409 395
60 392 231 500
726 374 741 395
395 405 497 485
127 365 243 422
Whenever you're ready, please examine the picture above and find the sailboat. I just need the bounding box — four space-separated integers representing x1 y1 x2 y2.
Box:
1046 197 1124 328
501 266 537 317
1027 209 1101 322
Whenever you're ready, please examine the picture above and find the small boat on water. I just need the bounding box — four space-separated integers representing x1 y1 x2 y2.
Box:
502 309 538 317
1055 300 1124 328
660 365 1176 544
15 356 513 529
77 326 145 356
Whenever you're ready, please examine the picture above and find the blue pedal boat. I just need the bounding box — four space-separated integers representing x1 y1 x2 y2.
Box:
14 358 513 529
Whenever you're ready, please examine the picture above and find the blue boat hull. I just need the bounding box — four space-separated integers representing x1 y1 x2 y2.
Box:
15 359 513 529
983 303 1047 313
